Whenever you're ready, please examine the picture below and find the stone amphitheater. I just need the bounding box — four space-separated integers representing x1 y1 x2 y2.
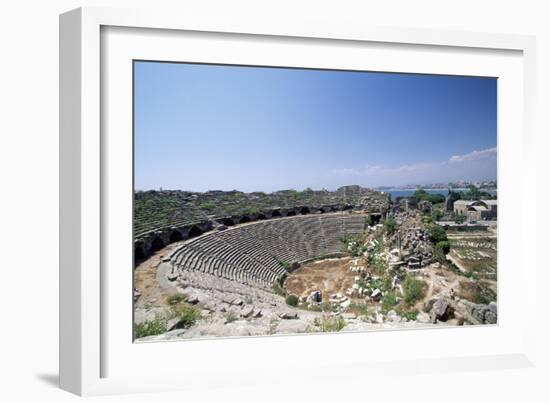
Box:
134 185 390 259
134 186 496 341
163 213 368 290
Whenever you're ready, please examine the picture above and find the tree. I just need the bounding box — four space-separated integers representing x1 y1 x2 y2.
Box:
428 224 448 244
413 188 445 204
384 217 397 235
436 240 451 254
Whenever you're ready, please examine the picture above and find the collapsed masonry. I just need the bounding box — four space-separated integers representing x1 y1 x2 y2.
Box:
387 211 434 269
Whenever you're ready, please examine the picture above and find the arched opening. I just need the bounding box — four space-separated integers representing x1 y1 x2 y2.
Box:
286 210 297 217
257 213 267 220
169 230 183 243
134 245 145 260
239 216 251 224
271 210 282 217
370 214 382 225
188 225 203 238
150 236 165 252
222 218 235 226
300 207 310 215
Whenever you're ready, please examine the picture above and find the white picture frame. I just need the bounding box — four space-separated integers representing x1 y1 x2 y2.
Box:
59 6 537 396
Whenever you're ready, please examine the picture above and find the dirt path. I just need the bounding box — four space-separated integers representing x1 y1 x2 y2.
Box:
134 242 183 308
414 267 462 311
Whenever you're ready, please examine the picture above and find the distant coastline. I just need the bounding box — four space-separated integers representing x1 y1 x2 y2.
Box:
383 188 497 199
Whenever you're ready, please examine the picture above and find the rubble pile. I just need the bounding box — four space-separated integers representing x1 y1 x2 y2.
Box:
388 211 434 269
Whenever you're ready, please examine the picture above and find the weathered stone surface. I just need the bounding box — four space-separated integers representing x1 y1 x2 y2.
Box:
416 312 431 323
375 313 384 323
167 271 179 281
431 297 453 323
240 306 254 318
231 298 244 306
342 312 357 320
279 312 298 320
166 317 184 331
186 295 199 304
484 310 497 324
386 310 400 322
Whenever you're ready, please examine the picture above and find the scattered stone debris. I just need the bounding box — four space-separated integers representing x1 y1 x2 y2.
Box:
231 298 244 306
133 288 141 303
387 211 434 268
240 306 254 318
166 317 185 332
371 289 382 301
457 300 497 324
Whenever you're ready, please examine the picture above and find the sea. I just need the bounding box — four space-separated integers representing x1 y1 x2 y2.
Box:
384 189 449 199
382 188 497 199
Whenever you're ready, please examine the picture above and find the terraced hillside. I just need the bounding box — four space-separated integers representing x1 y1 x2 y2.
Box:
164 213 368 290
134 186 389 259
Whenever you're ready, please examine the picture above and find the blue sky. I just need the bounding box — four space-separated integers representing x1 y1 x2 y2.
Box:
134 61 497 192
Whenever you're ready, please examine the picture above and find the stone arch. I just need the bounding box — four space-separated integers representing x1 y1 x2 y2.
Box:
150 236 165 252
188 225 203 238
370 213 382 225
239 216 251 224
271 210 282 217
222 218 235 227
169 230 183 243
300 207 310 215
134 245 145 260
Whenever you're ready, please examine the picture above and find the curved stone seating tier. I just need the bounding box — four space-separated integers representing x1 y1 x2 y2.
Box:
133 187 390 253
170 213 367 290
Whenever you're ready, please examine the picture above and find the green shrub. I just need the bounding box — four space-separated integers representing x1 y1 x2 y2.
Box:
428 224 448 244
383 217 397 235
165 293 186 306
171 303 201 328
285 294 299 307
199 202 216 210
454 213 466 224
134 316 166 338
272 280 286 297
436 240 451 254
314 316 346 332
381 291 399 313
402 275 425 305
348 302 370 317
397 308 418 321
431 209 443 221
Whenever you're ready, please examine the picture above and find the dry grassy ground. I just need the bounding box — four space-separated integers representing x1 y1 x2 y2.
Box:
284 257 355 299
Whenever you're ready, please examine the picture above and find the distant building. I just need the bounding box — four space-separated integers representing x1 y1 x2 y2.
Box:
453 200 497 222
